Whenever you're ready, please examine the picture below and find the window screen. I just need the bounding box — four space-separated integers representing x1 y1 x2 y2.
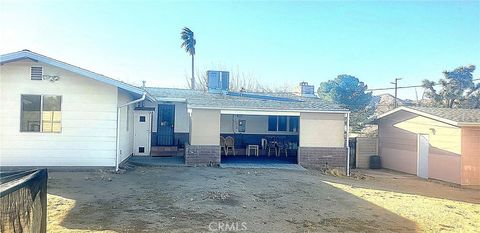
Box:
42 96 62 132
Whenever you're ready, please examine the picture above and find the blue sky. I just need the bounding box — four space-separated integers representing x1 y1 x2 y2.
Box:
1 0 479 99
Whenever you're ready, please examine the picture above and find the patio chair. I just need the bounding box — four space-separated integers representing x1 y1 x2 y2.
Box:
261 138 268 150
220 136 226 155
276 139 288 157
225 136 236 156
267 140 278 157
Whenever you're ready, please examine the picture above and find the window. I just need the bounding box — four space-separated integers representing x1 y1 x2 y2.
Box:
139 116 146 122
31 67 43 80
268 116 277 131
278 116 287 131
268 116 290 132
21 95 41 132
21 95 62 132
289 117 299 132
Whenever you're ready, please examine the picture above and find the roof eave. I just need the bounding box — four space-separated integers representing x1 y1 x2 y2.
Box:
187 105 350 114
377 106 460 126
457 122 480 127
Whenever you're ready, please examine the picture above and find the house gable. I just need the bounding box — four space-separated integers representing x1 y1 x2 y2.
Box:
1 50 152 100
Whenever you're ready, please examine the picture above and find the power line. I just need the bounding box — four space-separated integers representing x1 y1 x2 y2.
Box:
368 84 423 91
367 78 480 91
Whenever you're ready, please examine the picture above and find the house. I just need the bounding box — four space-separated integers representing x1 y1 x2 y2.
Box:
0 50 351 172
377 106 480 186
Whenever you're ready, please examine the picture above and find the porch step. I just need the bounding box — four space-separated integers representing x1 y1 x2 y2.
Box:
151 146 178 157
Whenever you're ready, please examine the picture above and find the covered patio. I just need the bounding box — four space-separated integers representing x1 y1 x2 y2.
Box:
186 107 349 169
219 113 299 164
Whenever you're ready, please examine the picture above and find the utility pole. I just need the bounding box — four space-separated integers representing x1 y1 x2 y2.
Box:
390 78 402 108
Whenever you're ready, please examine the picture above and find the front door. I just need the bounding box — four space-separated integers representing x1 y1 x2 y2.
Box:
133 111 152 156
417 134 429 179
157 104 175 146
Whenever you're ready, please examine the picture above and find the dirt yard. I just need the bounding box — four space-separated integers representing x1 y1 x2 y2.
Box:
47 166 480 233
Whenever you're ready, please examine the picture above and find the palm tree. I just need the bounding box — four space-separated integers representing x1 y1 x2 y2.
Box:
180 27 196 89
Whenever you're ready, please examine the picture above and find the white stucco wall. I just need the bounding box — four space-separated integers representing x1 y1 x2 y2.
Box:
143 101 189 133
299 112 345 147
220 114 298 135
0 60 125 166
190 109 220 145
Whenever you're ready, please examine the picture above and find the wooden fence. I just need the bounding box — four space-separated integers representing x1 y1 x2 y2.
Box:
355 137 378 169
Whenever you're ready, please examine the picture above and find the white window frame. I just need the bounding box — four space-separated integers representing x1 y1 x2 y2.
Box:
20 94 62 133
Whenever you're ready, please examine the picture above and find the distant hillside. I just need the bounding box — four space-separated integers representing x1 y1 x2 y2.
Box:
371 93 415 115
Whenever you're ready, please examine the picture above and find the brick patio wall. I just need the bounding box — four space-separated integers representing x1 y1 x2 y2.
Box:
185 144 221 166
298 147 347 168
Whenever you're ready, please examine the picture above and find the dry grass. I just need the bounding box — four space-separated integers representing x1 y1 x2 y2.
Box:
324 181 480 232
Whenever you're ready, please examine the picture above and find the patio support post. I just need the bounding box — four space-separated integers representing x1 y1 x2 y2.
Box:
346 112 350 176
298 112 348 169
185 109 221 166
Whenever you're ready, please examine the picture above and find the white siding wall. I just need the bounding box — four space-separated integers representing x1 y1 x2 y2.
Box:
0 60 120 166
143 101 189 133
220 114 298 135
117 90 134 163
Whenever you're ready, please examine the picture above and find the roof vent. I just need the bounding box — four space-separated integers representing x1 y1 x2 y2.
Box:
31 67 43 80
207 70 229 94
297 81 316 97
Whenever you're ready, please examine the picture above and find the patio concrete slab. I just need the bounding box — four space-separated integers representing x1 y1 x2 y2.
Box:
220 162 306 170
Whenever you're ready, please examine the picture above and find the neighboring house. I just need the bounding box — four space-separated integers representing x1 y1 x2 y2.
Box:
377 106 480 186
0 50 351 171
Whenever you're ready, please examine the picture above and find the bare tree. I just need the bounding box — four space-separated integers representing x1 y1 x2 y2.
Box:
185 67 294 93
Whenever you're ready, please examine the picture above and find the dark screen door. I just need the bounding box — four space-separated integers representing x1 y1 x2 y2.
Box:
157 104 175 146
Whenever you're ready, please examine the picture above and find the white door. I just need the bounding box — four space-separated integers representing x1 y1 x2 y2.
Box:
133 111 152 156
417 134 429 179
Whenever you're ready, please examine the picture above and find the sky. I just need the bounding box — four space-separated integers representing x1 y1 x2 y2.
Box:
1 0 479 100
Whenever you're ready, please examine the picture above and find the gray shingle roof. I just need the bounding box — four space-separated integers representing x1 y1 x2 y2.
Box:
408 107 480 124
145 87 348 112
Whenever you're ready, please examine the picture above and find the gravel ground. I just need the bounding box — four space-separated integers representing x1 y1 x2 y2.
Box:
47 166 480 233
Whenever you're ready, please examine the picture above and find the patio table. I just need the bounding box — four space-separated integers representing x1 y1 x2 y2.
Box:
246 145 259 156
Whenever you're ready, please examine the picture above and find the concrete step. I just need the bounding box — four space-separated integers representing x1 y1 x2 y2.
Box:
151 146 179 157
